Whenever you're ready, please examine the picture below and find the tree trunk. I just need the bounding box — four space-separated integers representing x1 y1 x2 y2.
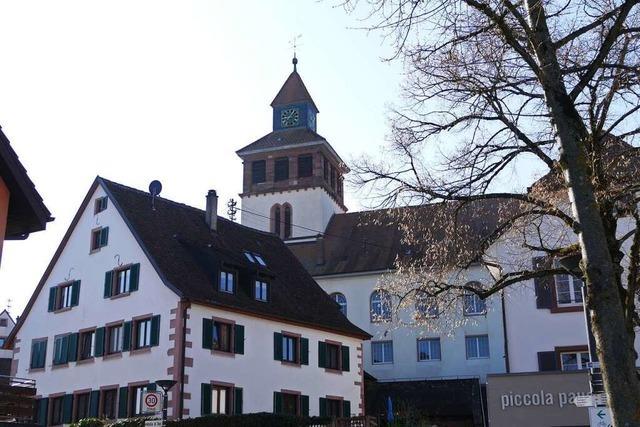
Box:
525 1 640 425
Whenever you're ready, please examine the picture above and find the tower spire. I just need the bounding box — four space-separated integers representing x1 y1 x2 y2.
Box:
293 55 298 72
290 34 302 72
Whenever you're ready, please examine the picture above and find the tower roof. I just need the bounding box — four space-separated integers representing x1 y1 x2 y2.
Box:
270 63 318 112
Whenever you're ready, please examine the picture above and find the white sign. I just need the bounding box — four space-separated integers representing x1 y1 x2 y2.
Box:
144 420 162 427
589 407 612 427
143 392 162 413
575 394 608 407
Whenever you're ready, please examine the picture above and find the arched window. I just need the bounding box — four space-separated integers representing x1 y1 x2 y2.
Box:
331 292 347 316
283 204 292 239
370 290 392 322
270 204 282 236
415 290 439 318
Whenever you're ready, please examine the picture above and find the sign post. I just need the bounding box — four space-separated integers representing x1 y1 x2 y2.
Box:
588 407 612 427
155 380 178 427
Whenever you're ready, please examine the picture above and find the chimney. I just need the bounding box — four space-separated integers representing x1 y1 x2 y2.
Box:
205 190 218 231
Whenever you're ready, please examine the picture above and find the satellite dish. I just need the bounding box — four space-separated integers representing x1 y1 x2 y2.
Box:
149 180 162 197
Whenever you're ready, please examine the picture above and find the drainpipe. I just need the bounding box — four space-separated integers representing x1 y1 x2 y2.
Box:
500 290 510 373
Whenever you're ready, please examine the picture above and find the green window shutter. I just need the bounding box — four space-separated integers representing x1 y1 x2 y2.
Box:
118 387 128 418
129 264 140 292
273 392 283 414
122 321 132 351
62 394 73 424
202 318 213 349
150 315 161 346
233 387 243 415
318 341 327 368
342 400 351 417
48 288 57 312
67 333 78 362
234 324 245 355
31 341 45 369
100 227 109 246
89 390 100 418
319 397 327 417
104 271 114 298
36 398 48 426
301 395 309 417
273 332 283 361
300 338 309 365
71 281 81 306
40 341 47 368
94 327 105 357
341 345 350 372
201 383 212 415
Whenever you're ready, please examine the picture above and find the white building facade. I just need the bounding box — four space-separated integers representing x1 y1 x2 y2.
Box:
7 177 368 425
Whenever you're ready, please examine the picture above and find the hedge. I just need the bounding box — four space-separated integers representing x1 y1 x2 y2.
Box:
72 414 333 427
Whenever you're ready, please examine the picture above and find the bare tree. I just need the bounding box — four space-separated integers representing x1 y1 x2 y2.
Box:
340 0 640 425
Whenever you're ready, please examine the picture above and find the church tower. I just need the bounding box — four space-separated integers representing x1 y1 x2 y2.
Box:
236 57 348 239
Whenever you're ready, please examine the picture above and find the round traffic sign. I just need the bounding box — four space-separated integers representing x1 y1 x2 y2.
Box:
145 393 159 409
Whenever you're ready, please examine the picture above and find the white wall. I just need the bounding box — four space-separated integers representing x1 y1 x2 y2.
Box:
13 184 178 398
315 267 507 382
240 188 344 238
0 310 15 358
186 303 364 417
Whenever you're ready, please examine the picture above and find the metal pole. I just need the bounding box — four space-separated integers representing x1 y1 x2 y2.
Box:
162 390 168 427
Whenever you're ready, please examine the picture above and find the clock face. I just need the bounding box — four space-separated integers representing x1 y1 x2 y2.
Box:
281 108 300 127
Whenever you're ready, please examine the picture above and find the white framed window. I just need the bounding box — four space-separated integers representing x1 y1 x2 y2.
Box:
107 324 123 354
136 318 152 349
79 330 96 360
463 293 486 315
417 338 441 361
255 280 268 301
211 385 230 414
331 292 347 316
465 335 490 359
415 291 439 318
59 284 73 309
132 385 149 416
116 268 131 295
370 290 392 321
282 335 298 363
219 270 235 293
555 274 584 306
560 351 590 371
372 341 393 364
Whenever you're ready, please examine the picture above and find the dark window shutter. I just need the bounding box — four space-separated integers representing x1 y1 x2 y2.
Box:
301 395 309 417
341 346 350 372
318 341 327 368
533 256 554 309
122 321 132 351
62 394 73 424
538 351 558 371
89 390 100 418
118 387 128 418
319 397 327 417
130 264 140 292
71 281 81 306
40 341 47 368
100 227 109 247
104 271 114 298
273 332 283 361
36 398 48 426
234 387 243 415
300 338 309 365
202 318 213 350
67 333 78 362
48 288 57 312
234 324 245 355
147 383 156 392
343 400 351 417
150 315 161 346
95 327 105 357
201 383 212 415
273 392 283 414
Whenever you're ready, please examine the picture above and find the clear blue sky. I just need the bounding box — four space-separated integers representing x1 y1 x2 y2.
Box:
0 0 404 317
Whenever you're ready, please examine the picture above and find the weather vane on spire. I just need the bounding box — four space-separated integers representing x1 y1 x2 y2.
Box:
289 34 302 71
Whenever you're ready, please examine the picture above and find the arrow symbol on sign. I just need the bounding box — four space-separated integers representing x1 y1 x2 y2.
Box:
597 409 606 419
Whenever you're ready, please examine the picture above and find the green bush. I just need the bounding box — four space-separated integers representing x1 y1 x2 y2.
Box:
108 416 158 427
70 418 107 427
166 413 332 427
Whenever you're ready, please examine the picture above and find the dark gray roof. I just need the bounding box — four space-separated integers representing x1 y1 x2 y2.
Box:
236 128 327 155
100 178 369 338
270 70 318 112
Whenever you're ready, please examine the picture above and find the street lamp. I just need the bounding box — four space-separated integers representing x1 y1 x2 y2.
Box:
155 380 177 427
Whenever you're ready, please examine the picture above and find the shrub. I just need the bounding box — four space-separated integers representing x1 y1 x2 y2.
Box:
70 418 107 427
166 413 332 427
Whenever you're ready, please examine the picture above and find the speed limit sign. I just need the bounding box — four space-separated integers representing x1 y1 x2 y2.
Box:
143 392 162 413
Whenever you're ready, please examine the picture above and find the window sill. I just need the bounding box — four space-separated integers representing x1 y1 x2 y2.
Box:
28 367 45 373
551 305 583 313
463 312 487 317
281 360 302 368
130 347 152 356
51 363 69 370
89 247 102 255
110 292 131 300
76 357 95 365
372 362 394 366
103 352 123 360
466 357 490 361
324 368 343 375
53 307 72 314
417 359 442 363
212 350 235 358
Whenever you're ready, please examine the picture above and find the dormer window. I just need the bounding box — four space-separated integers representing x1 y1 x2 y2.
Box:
219 270 236 294
94 197 108 214
244 252 255 263
244 251 267 266
255 280 269 302
298 155 313 177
